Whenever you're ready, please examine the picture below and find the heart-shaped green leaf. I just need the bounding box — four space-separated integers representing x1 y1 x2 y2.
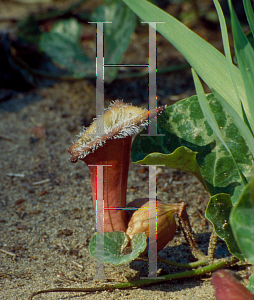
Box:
206 193 244 261
131 94 253 204
230 179 254 264
89 231 147 266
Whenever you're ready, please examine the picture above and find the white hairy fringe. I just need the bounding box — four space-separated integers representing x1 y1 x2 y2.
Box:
73 100 149 158
75 120 148 159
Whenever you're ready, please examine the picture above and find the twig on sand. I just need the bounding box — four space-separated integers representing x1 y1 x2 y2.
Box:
0 249 16 259
0 134 14 142
32 178 51 185
7 173 25 178
70 260 84 269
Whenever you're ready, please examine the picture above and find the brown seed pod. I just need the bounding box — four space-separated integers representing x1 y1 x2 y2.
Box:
126 198 183 252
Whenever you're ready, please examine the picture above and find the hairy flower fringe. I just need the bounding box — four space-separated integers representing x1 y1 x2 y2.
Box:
69 100 164 162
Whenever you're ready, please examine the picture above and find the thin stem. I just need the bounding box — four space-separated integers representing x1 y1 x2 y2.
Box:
157 256 209 268
135 256 209 268
207 229 218 260
178 204 205 260
28 256 238 300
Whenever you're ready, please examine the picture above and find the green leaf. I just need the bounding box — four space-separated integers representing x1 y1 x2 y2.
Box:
230 180 254 264
89 232 147 266
247 271 254 294
135 146 207 191
229 0 254 135
250 173 254 207
212 0 242 116
17 0 89 45
39 18 95 78
17 15 42 45
246 31 254 50
122 0 247 124
205 193 244 261
209 0 254 158
210 90 254 158
92 0 137 83
192 69 231 157
243 0 254 38
131 94 254 203
192 69 247 190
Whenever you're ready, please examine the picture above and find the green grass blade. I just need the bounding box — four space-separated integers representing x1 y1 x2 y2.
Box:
123 0 246 122
243 0 254 38
229 0 254 135
212 0 242 116
212 0 231 62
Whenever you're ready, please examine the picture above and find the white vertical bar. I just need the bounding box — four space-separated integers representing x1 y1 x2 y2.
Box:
141 22 165 137
88 164 112 280
88 22 112 136
96 22 105 137
95 165 105 280
148 165 157 277
89 21 166 281
148 24 157 136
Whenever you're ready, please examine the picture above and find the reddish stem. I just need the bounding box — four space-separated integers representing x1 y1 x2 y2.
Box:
82 136 132 232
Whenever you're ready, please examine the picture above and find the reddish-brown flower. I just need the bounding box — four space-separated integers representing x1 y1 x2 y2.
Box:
68 100 164 233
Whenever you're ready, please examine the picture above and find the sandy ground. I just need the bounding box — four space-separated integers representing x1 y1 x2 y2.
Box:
1 78 253 300
0 1 253 300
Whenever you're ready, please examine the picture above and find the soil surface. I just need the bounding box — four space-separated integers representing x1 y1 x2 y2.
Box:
0 1 253 300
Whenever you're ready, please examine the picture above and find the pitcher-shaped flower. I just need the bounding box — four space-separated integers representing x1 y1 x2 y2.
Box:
69 100 164 233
